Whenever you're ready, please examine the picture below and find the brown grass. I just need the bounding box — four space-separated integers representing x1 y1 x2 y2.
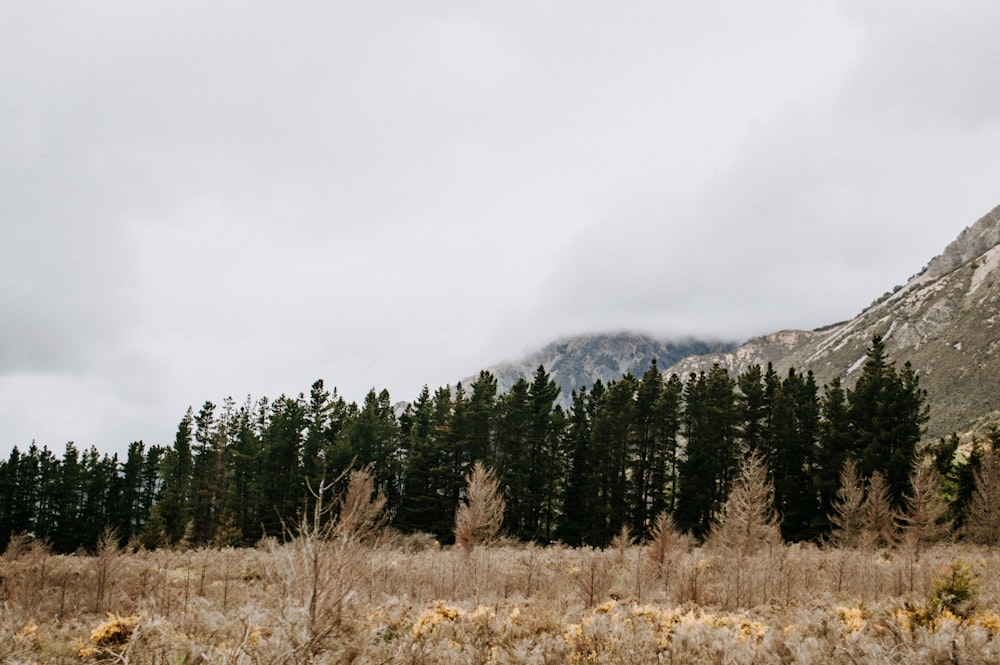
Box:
5 536 1000 664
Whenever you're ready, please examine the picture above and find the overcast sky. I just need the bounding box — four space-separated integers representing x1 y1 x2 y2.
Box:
2 1 999 456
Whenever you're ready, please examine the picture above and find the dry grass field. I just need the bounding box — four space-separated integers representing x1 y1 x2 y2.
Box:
3 532 1000 664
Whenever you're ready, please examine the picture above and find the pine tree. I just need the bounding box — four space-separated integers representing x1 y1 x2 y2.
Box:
494 378 531 538
259 395 307 538
631 361 664 538
467 371 499 470
675 366 740 539
303 380 334 501
560 386 601 546
115 441 147 540
79 446 115 550
539 405 567 541
952 439 984 528
650 373 684 522
592 375 637 542
190 400 223 544
848 334 929 508
159 408 194 543
770 369 821 541
0 446 37 546
34 445 60 542
396 387 445 536
0 449 17 548
395 386 460 540
52 442 84 552
526 365 561 541
221 398 261 544
817 377 852 536
346 388 402 501
493 370 561 542
738 364 767 456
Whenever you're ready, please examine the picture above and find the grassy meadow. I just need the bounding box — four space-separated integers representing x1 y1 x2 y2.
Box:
4 533 1000 664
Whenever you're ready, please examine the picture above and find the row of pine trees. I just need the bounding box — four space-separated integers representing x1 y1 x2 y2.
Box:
0 335 989 553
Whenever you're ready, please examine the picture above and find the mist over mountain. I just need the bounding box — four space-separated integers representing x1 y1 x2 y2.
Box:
471 334 736 403
484 204 1000 441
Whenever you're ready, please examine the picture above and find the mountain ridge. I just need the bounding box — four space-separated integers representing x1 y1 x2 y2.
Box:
665 203 1000 441
477 204 1000 441
471 332 736 403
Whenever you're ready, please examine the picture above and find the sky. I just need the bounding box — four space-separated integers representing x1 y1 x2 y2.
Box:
2 1 999 457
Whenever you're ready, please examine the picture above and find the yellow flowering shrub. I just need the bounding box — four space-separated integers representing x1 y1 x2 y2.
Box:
411 602 463 640
836 604 868 634
974 609 1000 636
14 620 44 649
78 613 140 660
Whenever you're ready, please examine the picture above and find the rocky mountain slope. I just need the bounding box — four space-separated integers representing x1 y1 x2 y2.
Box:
478 204 1000 442
666 204 1000 442
477 333 735 402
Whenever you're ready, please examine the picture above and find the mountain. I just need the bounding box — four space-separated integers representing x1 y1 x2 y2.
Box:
665 204 1000 442
475 205 1000 442
475 333 736 403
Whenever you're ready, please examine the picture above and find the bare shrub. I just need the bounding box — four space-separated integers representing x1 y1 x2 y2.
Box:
703 453 783 609
861 471 898 550
6 537 51 617
2 532 34 561
336 464 388 542
900 462 952 554
610 524 634 564
829 459 866 548
93 527 122 614
707 451 781 556
9 538 1000 662
454 461 505 553
964 450 1000 545
571 548 614 608
646 511 689 572
269 465 388 661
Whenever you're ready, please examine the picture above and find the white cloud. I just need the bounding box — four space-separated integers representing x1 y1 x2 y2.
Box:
1 1 998 454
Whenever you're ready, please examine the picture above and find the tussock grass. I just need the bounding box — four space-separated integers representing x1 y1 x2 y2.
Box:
4 539 1000 663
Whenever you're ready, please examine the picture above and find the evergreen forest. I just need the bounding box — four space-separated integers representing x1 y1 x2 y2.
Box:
0 334 984 553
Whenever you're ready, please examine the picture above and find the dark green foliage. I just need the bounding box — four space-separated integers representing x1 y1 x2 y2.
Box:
816 377 852 533
847 334 930 508
675 365 741 539
0 335 940 552
259 395 307 538
769 369 821 541
738 364 768 456
593 375 638 543
158 408 194 543
558 386 596 546
395 386 460 540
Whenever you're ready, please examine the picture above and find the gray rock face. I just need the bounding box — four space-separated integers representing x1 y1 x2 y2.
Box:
665 204 1000 442
473 205 1000 441
923 205 1000 280
475 333 736 404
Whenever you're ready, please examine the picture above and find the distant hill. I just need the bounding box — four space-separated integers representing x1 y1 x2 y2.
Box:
472 333 735 403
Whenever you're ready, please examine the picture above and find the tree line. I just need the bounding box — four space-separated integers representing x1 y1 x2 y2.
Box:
0 334 991 553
